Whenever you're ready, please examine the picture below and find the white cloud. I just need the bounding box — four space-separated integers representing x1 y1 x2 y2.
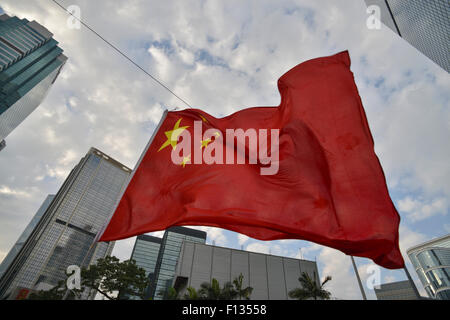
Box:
237 234 250 246
398 196 449 222
189 226 228 246
245 243 272 255
0 186 33 198
398 225 428 259
314 247 362 300
58 149 78 166
245 242 285 256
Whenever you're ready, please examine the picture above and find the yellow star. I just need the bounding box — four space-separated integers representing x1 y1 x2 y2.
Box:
158 118 189 152
199 114 208 123
214 131 220 137
180 154 191 168
200 138 212 149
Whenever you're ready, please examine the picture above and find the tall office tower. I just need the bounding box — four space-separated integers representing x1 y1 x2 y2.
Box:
173 242 320 300
0 195 55 279
364 0 449 72
0 13 67 150
121 235 162 300
150 227 207 300
407 234 450 300
0 148 131 299
374 280 423 300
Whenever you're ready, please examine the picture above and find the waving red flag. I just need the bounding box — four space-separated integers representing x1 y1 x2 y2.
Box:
99 51 404 269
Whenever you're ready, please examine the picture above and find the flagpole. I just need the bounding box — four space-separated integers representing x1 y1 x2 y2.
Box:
350 256 367 300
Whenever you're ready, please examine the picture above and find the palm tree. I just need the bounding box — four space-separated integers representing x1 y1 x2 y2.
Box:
232 273 253 300
199 278 237 300
220 281 238 300
199 278 221 299
288 272 332 300
183 287 201 300
159 286 180 300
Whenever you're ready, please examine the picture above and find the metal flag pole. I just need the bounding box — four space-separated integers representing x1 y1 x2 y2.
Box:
403 265 421 299
350 256 367 300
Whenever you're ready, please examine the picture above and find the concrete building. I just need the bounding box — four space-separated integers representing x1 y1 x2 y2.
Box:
173 241 320 300
374 280 422 300
0 13 67 151
407 234 450 300
0 148 131 299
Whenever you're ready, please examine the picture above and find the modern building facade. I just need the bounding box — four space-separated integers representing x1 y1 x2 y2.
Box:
407 234 450 300
374 280 422 300
0 194 55 279
0 148 131 299
173 242 320 300
364 0 449 72
0 13 67 150
122 234 162 300
150 227 207 300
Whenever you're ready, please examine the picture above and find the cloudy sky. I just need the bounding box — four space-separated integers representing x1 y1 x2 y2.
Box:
0 0 448 299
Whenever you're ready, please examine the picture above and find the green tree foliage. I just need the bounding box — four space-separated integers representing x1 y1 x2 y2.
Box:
82 256 148 300
159 286 180 300
27 280 82 300
232 273 253 300
183 286 200 300
198 278 238 300
157 274 254 300
27 256 148 300
288 272 332 300
28 281 68 300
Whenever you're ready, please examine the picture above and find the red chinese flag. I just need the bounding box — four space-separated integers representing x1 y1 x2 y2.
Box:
100 51 404 269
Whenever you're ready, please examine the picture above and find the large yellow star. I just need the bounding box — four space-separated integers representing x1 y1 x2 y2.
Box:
158 118 189 152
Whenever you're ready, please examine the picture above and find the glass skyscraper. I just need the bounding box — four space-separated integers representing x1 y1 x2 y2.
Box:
0 194 55 280
122 234 162 300
0 148 131 299
364 0 449 72
0 13 67 150
407 234 450 300
150 227 206 300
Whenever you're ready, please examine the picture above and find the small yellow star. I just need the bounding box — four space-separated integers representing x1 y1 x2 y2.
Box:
214 131 220 137
200 138 212 149
199 114 208 123
180 154 191 168
158 118 189 152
